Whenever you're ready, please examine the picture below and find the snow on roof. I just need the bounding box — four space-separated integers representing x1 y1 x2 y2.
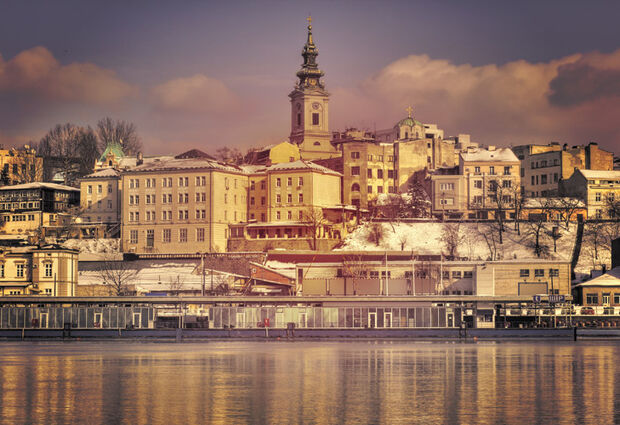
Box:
0 182 79 192
125 157 245 174
267 160 341 175
82 168 120 179
578 169 620 180
241 164 267 174
460 148 519 163
574 267 620 287
117 155 175 169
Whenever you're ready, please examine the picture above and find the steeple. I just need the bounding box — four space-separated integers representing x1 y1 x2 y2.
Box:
295 16 325 90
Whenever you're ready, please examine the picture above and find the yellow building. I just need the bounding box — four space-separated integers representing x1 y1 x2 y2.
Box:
0 245 78 296
244 141 300 165
560 169 620 219
0 146 43 186
121 152 248 254
0 182 80 237
431 147 521 220
79 168 121 235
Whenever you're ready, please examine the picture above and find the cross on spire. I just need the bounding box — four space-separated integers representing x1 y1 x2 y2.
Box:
405 105 413 118
307 15 312 25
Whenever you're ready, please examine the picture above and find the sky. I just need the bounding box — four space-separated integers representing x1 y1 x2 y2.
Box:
1 0 620 156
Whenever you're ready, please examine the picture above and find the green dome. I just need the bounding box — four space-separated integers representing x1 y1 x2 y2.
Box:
98 141 125 162
396 117 422 128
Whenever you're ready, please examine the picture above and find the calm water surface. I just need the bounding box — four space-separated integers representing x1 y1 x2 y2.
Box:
0 340 618 424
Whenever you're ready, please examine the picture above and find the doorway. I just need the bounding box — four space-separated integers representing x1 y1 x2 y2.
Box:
383 312 392 328
368 312 377 328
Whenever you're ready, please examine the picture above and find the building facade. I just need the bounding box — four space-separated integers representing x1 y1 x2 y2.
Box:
121 155 248 254
0 146 43 186
560 169 620 219
79 168 121 234
0 245 78 296
512 142 613 198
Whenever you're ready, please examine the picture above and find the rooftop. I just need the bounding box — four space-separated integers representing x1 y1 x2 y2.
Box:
81 168 120 179
0 182 79 192
125 157 244 174
573 267 620 287
578 169 620 180
267 159 341 176
460 147 519 163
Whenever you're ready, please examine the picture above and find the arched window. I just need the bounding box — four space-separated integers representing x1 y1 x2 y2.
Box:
351 183 360 192
313 141 321 146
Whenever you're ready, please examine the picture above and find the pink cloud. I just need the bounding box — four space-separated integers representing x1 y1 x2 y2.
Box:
0 46 136 104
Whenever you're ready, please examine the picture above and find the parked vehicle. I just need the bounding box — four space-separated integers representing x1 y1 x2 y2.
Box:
580 307 595 315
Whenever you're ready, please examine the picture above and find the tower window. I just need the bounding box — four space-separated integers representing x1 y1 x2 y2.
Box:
312 113 319 125
297 113 301 126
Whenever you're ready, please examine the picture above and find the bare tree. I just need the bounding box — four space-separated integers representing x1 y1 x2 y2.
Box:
584 220 606 261
367 221 384 247
97 117 142 155
96 257 139 296
606 195 620 221
440 222 464 258
547 225 563 253
523 199 552 258
488 178 515 245
77 126 100 176
558 197 583 230
39 123 80 184
511 185 525 235
475 222 500 260
167 275 185 296
302 207 327 250
215 147 243 164
14 146 43 184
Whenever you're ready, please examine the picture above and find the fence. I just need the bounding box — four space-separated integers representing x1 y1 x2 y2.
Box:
0 307 155 329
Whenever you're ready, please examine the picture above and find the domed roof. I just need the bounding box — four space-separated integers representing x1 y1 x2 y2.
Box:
396 116 422 128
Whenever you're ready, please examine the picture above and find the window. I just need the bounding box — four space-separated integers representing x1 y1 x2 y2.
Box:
250 197 255 206
502 180 511 188
261 196 266 206
377 169 383 179
287 193 292 203
163 229 171 243
534 269 544 277
452 271 462 279
299 211 303 220
367 186 372 193
388 169 395 179
146 230 154 247
474 180 482 189
439 183 454 191
520 269 529 277
531 176 535 185
276 194 281 204
87 185 92 194
276 211 281 220
602 293 610 305
464 271 473 278
44 263 53 277
287 177 292 186
377 186 383 194
197 228 205 242
130 230 138 244
250 181 255 190
504 166 511 175
367 169 373 178
541 175 547 185
351 166 360 176
614 293 620 305
312 113 319 125
595 193 601 202
16 264 24 278
388 186 396 193
586 294 598 305
97 184 102 194
298 177 303 186
0 263 4 278
261 181 266 190
351 183 360 192
298 193 303 203
287 211 292 220
474 166 481 174
439 198 454 205
554 173 559 183
549 269 559 277
276 178 281 187
351 152 360 159
179 228 188 243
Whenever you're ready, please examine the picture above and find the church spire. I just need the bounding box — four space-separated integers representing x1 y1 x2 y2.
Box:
296 16 325 89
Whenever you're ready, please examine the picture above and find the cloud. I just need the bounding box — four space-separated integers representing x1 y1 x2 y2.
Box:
150 74 239 114
332 50 620 152
0 46 136 104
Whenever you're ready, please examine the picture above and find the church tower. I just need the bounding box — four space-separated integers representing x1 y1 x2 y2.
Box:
289 17 336 159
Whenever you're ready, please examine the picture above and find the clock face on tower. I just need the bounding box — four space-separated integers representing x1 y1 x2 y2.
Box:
312 102 321 110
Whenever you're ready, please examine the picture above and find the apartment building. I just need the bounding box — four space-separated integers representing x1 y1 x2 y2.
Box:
0 245 79 296
121 154 248 254
512 142 613 197
229 160 351 251
79 168 121 231
560 169 620 219
0 182 79 236
431 147 521 220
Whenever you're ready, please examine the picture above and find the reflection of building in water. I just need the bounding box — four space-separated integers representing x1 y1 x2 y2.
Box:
0 343 617 424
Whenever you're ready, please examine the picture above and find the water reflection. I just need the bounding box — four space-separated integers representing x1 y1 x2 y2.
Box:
0 341 618 424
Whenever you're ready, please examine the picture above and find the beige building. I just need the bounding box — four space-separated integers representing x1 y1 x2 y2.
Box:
0 182 80 237
79 168 121 235
120 153 248 254
0 245 78 296
230 160 353 251
560 169 620 219
0 146 43 186
431 147 521 220
512 142 613 197
244 141 300 165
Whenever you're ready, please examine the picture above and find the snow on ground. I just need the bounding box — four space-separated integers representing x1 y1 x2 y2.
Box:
338 221 577 262
63 238 120 254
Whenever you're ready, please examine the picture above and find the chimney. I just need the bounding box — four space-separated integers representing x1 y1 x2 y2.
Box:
137 152 143 166
488 145 496 151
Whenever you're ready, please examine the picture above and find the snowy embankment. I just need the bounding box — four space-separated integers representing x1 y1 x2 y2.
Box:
63 238 120 254
337 221 615 281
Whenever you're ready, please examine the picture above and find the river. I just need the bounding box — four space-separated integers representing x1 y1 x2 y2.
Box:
0 340 618 424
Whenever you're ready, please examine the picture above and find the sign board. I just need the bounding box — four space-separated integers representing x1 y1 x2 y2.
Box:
549 295 565 304
532 295 541 303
